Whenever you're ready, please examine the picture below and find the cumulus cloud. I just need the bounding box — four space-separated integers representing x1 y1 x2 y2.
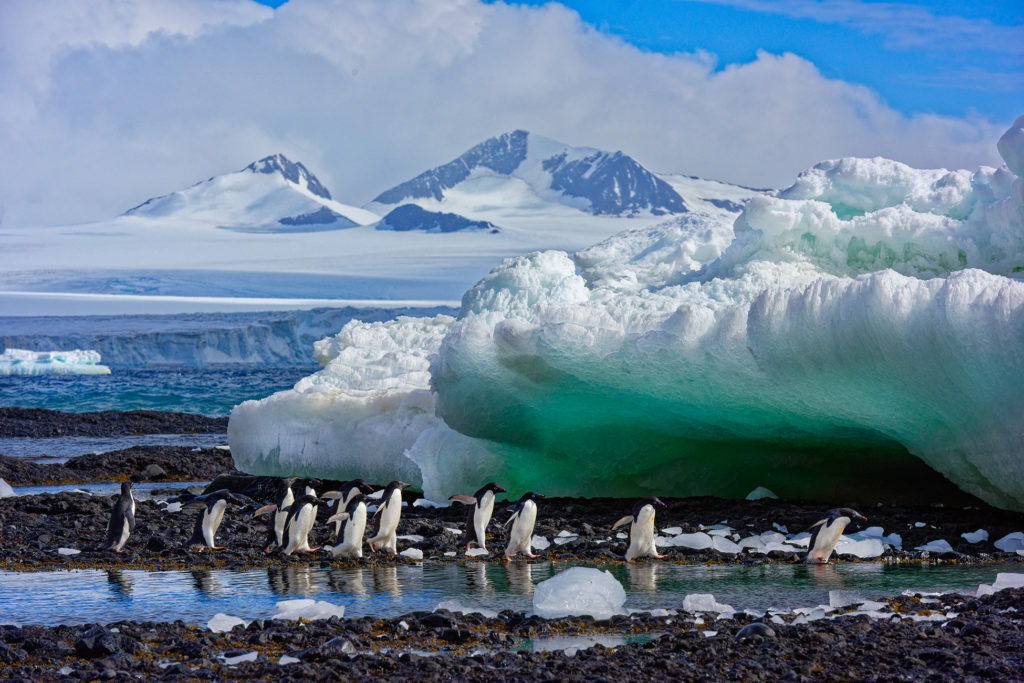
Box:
0 0 1007 227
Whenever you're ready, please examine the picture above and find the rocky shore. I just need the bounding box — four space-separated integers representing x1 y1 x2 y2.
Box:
1 588 1022 681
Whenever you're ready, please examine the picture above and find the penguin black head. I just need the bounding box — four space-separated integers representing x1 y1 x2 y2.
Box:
119 481 134 494
632 496 666 518
278 476 298 491
518 491 546 503
385 480 411 489
477 482 507 497
345 493 367 510
831 507 867 523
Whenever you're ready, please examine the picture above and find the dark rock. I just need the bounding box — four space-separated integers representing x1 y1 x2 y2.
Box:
735 623 776 640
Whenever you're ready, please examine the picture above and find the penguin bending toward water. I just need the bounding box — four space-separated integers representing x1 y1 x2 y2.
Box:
368 481 410 554
503 491 545 560
805 508 867 564
612 497 666 562
101 481 136 552
450 482 507 552
253 477 298 553
281 494 328 555
327 493 369 558
186 489 245 551
322 479 375 541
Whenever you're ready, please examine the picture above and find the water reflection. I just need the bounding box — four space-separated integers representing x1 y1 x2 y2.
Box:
327 567 367 597
505 562 535 595
266 565 319 596
627 562 659 592
465 562 490 593
106 569 133 600
191 569 219 596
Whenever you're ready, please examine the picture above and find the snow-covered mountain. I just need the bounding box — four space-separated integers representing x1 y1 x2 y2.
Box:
127 154 379 231
368 130 689 217
376 205 500 234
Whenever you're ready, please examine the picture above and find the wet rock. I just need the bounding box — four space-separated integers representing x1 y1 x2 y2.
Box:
735 623 776 640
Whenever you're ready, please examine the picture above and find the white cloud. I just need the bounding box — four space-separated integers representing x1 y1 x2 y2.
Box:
0 0 1007 227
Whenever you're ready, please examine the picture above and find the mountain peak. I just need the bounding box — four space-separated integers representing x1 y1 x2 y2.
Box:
245 154 332 200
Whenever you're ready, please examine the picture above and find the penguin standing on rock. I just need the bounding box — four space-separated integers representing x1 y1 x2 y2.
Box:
185 489 245 551
503 491 545 560
327 493 369 558
101 481 136 552
450 482 507 552
368 481 411 554
612 497 667 562
253 477 298 553
805 508 867 564
281 494 328 555
323 479 375 541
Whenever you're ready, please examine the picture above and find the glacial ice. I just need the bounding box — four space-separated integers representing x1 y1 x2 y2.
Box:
0 349 110 375
230 119 1024 510
532 568 627 620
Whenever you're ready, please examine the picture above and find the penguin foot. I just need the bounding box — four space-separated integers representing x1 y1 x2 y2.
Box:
652 553 666 559
212 546 224 551
525 552 539 558
307 547 321 553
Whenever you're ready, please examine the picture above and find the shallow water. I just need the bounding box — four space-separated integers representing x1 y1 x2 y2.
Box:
0 365 312 416
0 561 1010 627
0 434 228 462
9 480 206 499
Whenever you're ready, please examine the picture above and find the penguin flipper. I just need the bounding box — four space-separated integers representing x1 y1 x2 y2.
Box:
253 504 277 517
321 490 343 499
611 515 634 530
449 494 477 505
327 512 350 524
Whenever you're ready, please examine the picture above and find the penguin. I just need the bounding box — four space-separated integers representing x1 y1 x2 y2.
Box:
101 481 136 552
612 497 667 562
449 482 507 552
252 476 298 553
186 489 245 551
367 480 410 554
326 493 368 558
322 479 375 541
805 507 867 564
281 494 327 555
296 477 322 497
503 491 546 560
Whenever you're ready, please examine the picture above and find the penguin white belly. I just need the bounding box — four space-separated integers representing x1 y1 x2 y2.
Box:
285 506 317 554
506 500 537 557
474 491 496 550
115 494 135 551
332 504 367 558
626 506 657 561
808 518 849 563
204 499 227 547
370 491 402 553
274 489 294 546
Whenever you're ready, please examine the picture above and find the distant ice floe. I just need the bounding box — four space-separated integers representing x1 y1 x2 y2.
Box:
0 349 110 375
272 599 345 621
230 117 1024 511
532 567 626 620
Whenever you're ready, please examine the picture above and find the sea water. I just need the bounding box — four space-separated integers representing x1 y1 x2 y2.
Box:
0 561 1010 627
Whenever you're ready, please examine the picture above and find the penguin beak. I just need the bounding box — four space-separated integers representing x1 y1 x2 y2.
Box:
495 485 507 493
398 482 411 489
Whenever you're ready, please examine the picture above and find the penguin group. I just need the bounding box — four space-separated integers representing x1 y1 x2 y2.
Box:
101 475 864 566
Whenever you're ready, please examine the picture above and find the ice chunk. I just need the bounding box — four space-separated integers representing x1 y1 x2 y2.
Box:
745 486 778 500
397 534 424 542
399 548 423 561
0 349 111 375
208 614 248 632
977 572 1024 596
531 535 550 550
278 655 300 665
661 526 683 536
443 551 457 557
554 530 578 545
914 522 926 528
0 479 14 498
223 651 257 665
772 522 788 533
856 600 888 612
272 598 345 621
413 498 450 508
829 591 867 609
466 548 489 557
915 539 955 554
682 593 734 614
664 532 713 550
532 567 627 620
994 532 1024 553
835 538 885 558
434 600 498 618
961 529 989 543
57 548 80 555
711 536 741 554
443 527 461 534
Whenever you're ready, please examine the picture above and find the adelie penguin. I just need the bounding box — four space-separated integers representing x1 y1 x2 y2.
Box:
450 482 507 552
252 476 298 553
327 493 369 559
503 491 545 560
186 489 245 552
805 507 867 564
101 481 136 552
322 479 375 542
281 494 329 555
612 497 667 562
368 480 411 554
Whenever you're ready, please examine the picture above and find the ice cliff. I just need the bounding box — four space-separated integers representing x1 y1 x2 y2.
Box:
230 116 1024 510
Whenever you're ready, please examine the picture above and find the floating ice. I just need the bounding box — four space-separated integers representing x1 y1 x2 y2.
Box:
434 600 499 618
0 479 13 498
915 539 955 554
961 529 989 543
977 573 1024 596
57 548 80 556
230 121 1024 511
399 548 423 561
208 614 248 632
532 567 627 620
682 593 734 614
994 532 1024 553
272 599 345 621
0 349 111 375
531 535 550 550
745 486 778 500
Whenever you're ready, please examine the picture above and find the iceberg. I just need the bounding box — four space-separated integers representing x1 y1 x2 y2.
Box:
0 349 110 375
230 118 1024 510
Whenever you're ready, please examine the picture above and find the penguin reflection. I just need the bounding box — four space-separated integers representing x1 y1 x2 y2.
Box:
505 562 534 595
106 569 133 600
327 567 368 597
191 569 220 596
372 565 400 596
464 561 491 593
265 564 317 596
627 561 659 592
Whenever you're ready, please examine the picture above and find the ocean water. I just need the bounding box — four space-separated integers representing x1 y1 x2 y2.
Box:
0 365 313 417
0 561 1011 627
